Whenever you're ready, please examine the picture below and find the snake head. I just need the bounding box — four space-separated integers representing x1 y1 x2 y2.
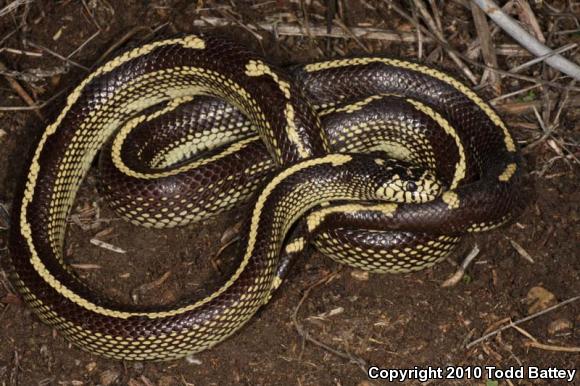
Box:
372 157 443 203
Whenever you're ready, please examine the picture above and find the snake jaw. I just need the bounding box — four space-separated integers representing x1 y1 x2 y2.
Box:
416 170 444 202
373 162 443 204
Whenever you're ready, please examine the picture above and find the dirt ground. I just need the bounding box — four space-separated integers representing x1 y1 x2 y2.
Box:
0 1 578 385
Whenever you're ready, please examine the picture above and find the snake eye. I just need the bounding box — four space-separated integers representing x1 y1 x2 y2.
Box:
406 181 417 192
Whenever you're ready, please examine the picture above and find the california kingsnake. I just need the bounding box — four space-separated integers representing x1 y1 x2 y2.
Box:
6 33 526 360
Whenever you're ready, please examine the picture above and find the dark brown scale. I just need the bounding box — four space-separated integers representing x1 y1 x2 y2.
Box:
313 228 461 271
98 99 273 223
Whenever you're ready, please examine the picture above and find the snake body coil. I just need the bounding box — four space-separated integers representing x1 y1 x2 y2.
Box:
6 34 526 360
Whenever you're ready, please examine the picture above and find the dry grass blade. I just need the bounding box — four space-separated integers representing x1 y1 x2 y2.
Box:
24 41 89 71
70 263 102 270
507 238 535 263
471 1 501 92
515 0 545 43
193 17 431 42
89 238 126 254
0 0 32 17
0 89 65 111
413 0 478 84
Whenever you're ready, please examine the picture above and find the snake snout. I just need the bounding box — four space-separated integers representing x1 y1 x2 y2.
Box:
373 163 443 203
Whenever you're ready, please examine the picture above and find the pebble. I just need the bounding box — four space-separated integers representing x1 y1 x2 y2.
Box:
526 286 556 314
85 361 97 372
100 369 120 386
158 376 178 386
351 270 369 281
548 318 573 335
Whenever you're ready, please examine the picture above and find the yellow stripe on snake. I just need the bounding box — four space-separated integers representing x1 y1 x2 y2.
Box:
5 34 527 360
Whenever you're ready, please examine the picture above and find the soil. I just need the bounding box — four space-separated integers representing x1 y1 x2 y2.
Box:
0 1 578 386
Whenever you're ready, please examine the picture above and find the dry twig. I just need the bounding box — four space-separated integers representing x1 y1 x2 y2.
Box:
470 1 501 92
194 16 432 43
413 0 478 84
442 244 480 287
0 0 32 17
524 341 580 353
467 296 580 348
471 0 580 80
292 272 368 373
0 60 43 119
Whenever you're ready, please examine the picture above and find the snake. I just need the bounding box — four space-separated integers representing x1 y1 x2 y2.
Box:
5 33 526 360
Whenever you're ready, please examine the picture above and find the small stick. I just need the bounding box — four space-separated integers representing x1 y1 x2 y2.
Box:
550 79 576 130
412 6 423 59
515 0 545 43
193 17 433 43
524 341 580 353
489 83 543 103
0 201 9 230
511 324 537 342
25 41 89 71
0 0 32 17
299 0 312 42
70 263 102 270
0 30 17 47
509 43 578 74
0 47 42 57
333 19 370 53
89 238 126 254
526 106 552 149
215 9 263 43
0 89 65 111
471 0 580 80
67 30 101 59
428 0 443 33
80 0 102 31
0 60 43 119
441 244 480 287
292 273 368 373
466 295 580 348
465 55 580 91
507 238 535 263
